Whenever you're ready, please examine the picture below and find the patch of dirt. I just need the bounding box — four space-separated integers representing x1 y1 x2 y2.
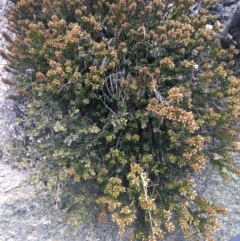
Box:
0 163 129 241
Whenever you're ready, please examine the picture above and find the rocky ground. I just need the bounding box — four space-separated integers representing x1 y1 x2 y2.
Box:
1 1 240 241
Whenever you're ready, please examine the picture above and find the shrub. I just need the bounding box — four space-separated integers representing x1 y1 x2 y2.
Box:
2 0 240 240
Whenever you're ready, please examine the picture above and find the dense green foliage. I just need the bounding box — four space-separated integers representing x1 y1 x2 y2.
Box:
2 0 240 240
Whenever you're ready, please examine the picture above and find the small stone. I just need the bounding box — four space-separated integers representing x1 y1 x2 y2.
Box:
0 149 3 159
221 0 239 7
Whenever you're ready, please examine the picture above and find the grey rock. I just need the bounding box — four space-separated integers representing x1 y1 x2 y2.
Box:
221 0 239 6
210 3 226 19
220 2 240 52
